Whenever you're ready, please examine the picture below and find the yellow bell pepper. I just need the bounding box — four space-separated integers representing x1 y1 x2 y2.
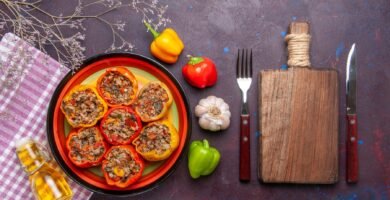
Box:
132 120 179 161
113 166 125 177
144 21 184 64
61 85 108 128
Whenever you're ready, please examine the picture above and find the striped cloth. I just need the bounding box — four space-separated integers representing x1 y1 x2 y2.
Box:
0 33 92 200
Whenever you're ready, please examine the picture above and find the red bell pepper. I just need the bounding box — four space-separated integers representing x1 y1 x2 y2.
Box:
66 127 108 168
102 145 144 188
182 56 218 88
100 106 142 145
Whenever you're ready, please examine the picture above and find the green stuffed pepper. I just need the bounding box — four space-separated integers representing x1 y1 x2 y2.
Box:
188 139 221 179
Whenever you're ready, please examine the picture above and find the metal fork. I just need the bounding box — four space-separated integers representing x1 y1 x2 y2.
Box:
236 49 252 182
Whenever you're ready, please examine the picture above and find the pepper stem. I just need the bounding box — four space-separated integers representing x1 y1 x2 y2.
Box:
187 55 204 65
143 21 160 38
202 139 209 149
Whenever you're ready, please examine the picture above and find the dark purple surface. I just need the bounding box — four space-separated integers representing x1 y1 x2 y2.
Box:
33 0 390 199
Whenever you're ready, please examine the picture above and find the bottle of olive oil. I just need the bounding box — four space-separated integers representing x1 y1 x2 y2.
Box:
15 138 73 200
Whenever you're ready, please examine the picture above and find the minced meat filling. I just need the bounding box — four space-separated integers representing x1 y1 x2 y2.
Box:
103 148 141 182
62 88 105 127
137 83 169 119
102 109 139 142
100 71 134 105
133 124 171 155
69 127 105 162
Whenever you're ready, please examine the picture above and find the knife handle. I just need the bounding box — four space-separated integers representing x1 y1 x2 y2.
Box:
347 114 358 183
239 114 250 182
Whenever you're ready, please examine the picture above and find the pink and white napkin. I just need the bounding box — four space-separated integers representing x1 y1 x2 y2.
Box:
0 33 92 200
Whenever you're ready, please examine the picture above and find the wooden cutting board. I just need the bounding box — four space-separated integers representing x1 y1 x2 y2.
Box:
258 22 339 184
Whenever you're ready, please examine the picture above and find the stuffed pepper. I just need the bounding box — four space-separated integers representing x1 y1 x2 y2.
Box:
61 85 107 128
102 145 144 188
66 126 108 168
100 106 142 145
97 67 138 107
132 120 179 161
135 81 173 122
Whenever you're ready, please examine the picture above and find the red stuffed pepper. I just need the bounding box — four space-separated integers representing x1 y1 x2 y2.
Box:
100 106 142 145
66 126 108 168
102 145 144 188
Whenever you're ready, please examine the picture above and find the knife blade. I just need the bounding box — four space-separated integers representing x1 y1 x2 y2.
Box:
346 43 358 183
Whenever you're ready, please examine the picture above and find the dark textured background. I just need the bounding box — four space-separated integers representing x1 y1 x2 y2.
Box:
30 0 390 199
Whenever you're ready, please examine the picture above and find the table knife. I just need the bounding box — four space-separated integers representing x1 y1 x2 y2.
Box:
346 43 358 183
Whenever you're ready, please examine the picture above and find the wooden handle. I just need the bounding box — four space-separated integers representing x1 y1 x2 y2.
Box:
286 22 311 68
289 21 310 34
347 114 358 183
239 115 250 181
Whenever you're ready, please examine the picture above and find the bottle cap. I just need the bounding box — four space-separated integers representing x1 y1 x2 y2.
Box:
14 137 34 150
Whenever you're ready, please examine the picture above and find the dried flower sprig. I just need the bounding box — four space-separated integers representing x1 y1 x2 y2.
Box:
0 0 171 71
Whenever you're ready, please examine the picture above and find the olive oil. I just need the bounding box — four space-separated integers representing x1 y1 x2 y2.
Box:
16 138 73 200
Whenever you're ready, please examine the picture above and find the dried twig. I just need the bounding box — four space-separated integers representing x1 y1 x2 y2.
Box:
0 0 171 71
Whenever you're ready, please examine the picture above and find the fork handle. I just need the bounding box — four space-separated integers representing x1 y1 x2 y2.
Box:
239 114 250 181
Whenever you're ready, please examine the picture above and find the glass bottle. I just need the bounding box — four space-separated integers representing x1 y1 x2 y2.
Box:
15 138 73 200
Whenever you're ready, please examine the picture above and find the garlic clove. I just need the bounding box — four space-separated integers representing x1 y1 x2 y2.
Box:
219 103 229 111
208 116 223 126
208 122 221 131
220 117 230 130
199 98 210 107
223 110 231 117
195 105 208 116
215 98 225 107
199 117 211 129
207 96 217 105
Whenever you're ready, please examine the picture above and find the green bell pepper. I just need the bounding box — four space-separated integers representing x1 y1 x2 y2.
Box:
188 139 221 179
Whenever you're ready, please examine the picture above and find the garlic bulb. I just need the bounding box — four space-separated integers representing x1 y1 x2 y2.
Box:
195 96 231 131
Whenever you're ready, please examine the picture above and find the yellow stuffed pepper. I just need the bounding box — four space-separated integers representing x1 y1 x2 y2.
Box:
135 81 173 122
144 21 184 64
132 120 179 161
61 85 108 128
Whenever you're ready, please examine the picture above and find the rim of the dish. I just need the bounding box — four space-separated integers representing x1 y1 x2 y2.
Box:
46 52 192 196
